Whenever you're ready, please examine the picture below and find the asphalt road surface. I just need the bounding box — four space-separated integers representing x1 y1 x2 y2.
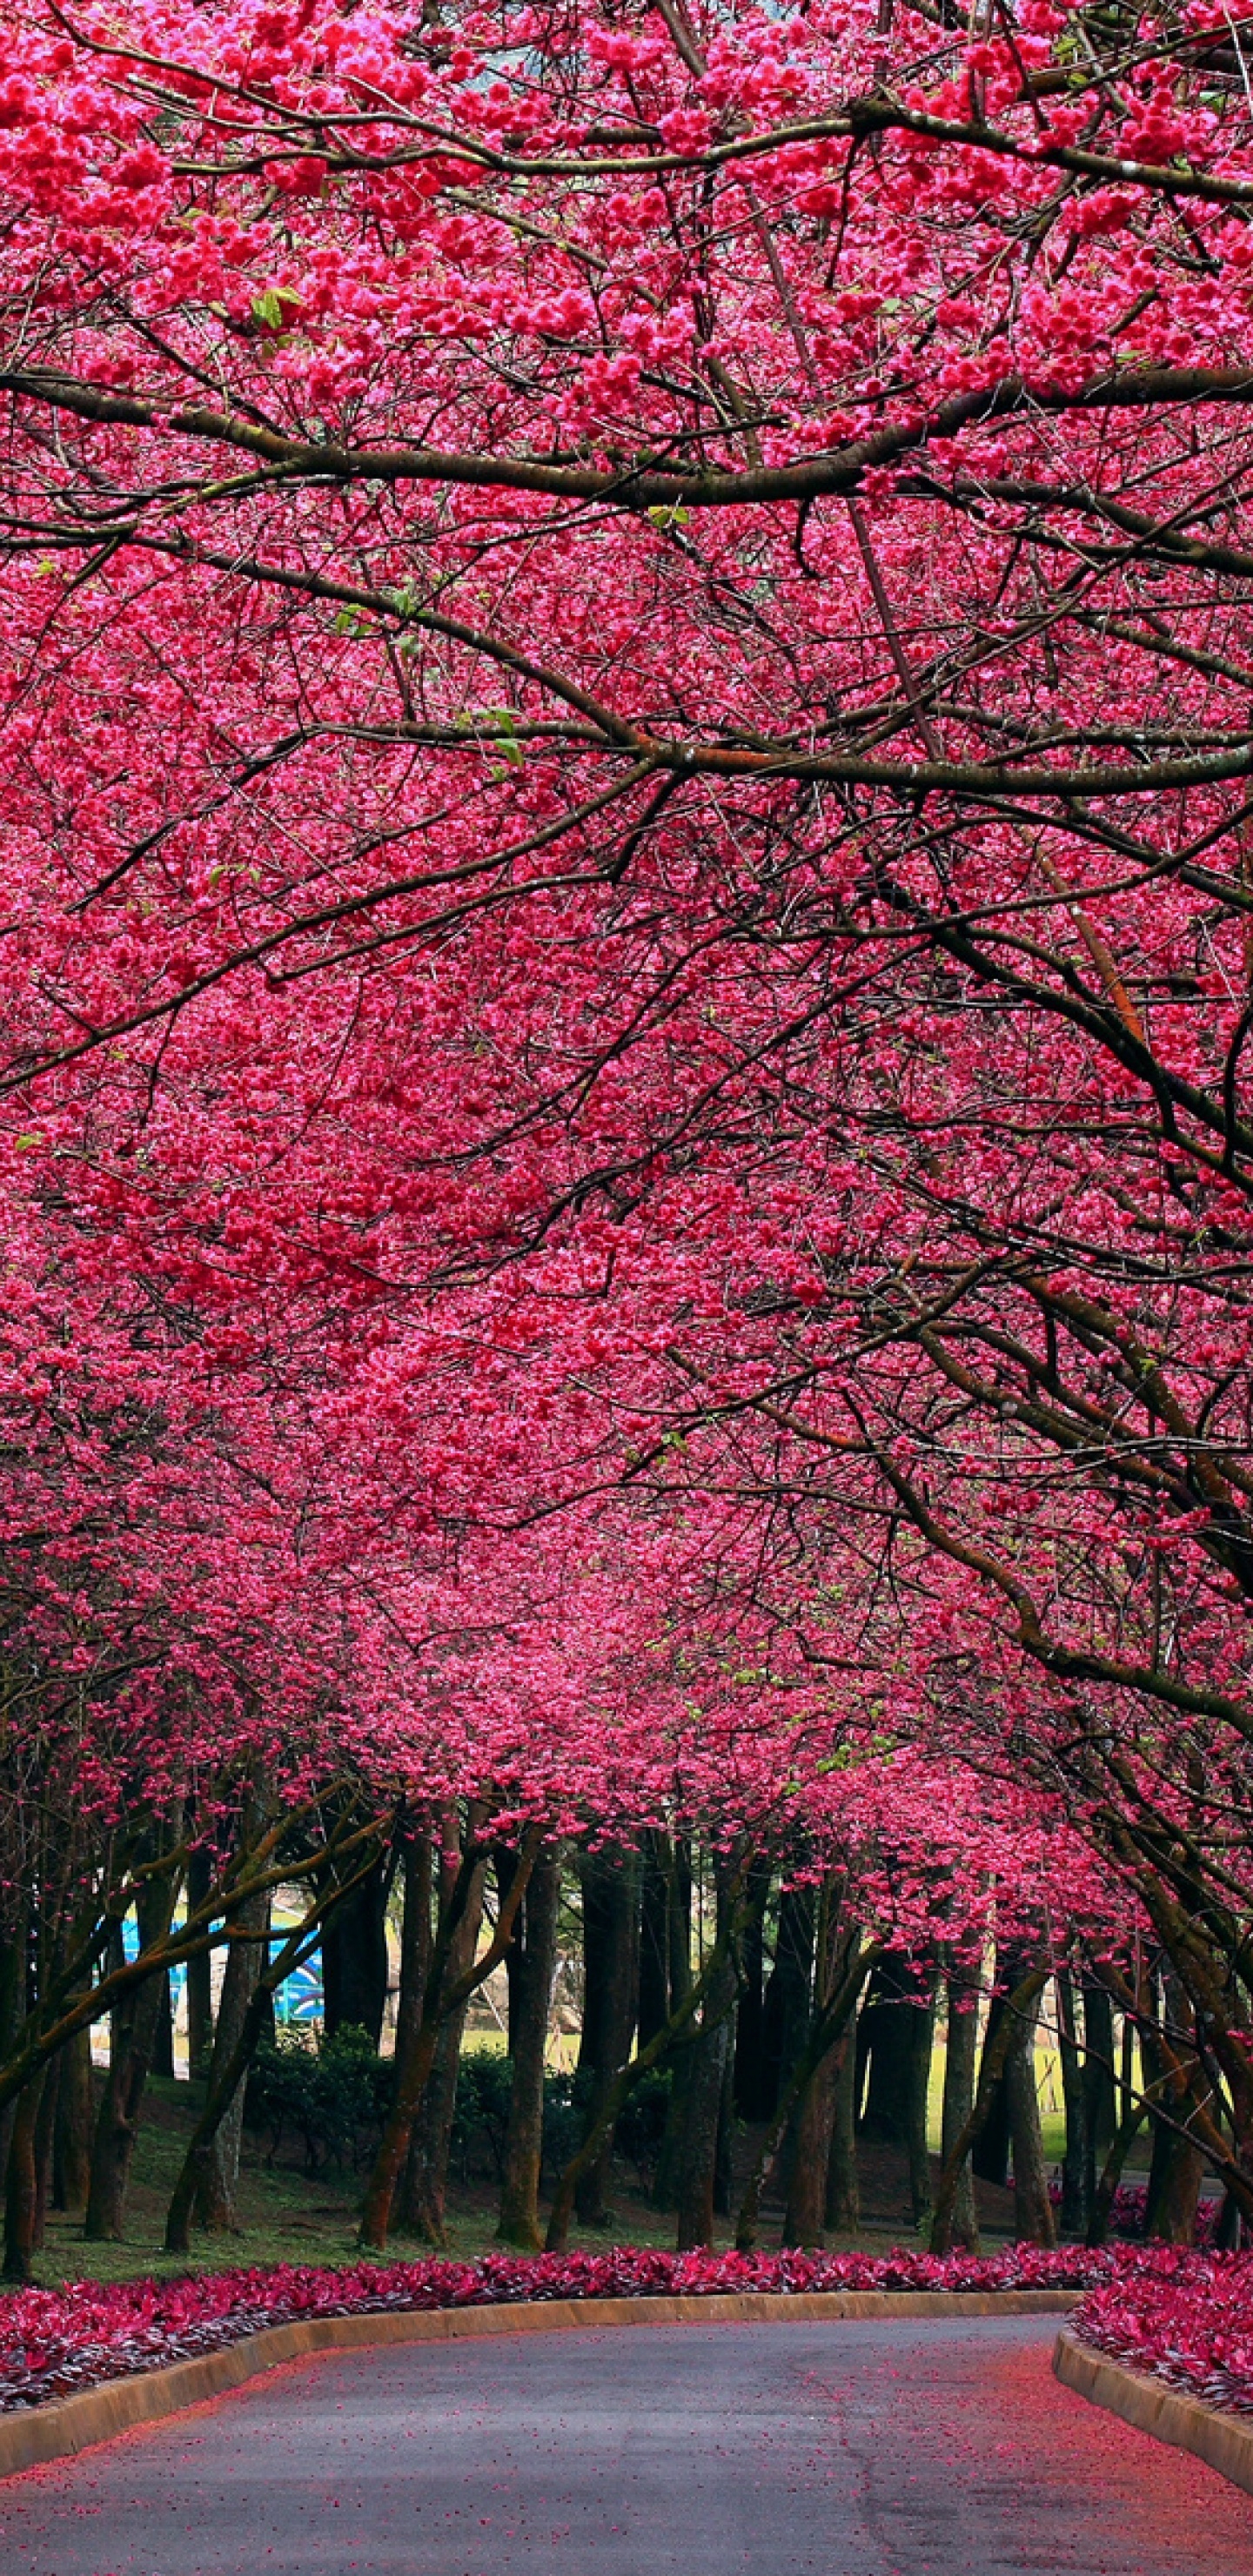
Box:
2 2316 1250 2576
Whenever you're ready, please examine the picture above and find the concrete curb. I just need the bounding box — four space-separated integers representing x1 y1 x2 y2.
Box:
0 2287 1081 2480
1054 2326 1253 2498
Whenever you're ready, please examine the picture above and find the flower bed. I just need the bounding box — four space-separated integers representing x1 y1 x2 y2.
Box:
0 2244 1121 2413
1070 2249 1253 2418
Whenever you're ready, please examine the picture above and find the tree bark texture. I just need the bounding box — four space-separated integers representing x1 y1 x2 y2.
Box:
761 1885 814 2119
1005 1979 1056 2246
191 1882 269 2232
497 1847 560 2248
1056 1969 1091 2240
396 1855 486 2244
52 2024 92 2211
825 2021 861 2235
185 1847 214 2083
939 1973 981 2251
574 1846 639 2225
322 1850 389 2045
3 2071 46 2281
674 1949 738 2250
85 1864 180 2241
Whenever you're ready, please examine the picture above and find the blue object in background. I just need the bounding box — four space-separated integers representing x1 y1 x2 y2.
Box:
117 1913 325 2029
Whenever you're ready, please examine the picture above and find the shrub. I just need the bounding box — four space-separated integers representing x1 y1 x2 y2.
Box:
245 2024 392 2173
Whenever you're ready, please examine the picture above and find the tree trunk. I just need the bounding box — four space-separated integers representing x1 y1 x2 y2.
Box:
940 1972 980 2251
322 1851 389 2045
397 1857 486 2244
782 2034 840 2244
574 1846 639 2226
782 1874 852 2246
858 1955 916 2143
85 1866 179 2241
394 1825 432 2077
906 1984 935 2231
825 2022 861 2234
191 1883 269 2231
637 1830 671 2051
732 1863 770 2119
931 1964 1048 2252
498 1848 560 2248
1082 1977 1117 2159
1143 1975 1204 2245
1056 1969 1090 2240
652 1841 697 2208
971 1987 1012 2188
185 1848 214 2083
1006 1981 1055 2245
761 1885 814 2118
153 1972 175 2080
3 2073 46 2281
31 2047 60 2251
0 1901 30 2211
675 1949 737 2250
52 2025 92 2211
360 1815 537 2252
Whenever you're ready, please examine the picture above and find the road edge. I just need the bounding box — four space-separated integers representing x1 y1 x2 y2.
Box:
0 2286 1081 2479
1054 2324 1253 2497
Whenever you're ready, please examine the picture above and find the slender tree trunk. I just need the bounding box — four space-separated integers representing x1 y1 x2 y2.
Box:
398 1861 486 2244
1087 2099 1147 2244
31 2048 59 2251
931 1965 1048 2252
737 1942 878 2251
498 1848 560 2249
3 2072 46 2282
85 1863 180 2241
0 1901 30 2204
940 1972 980 2251
1143 1975 1204 2244
152 1973 175 2080
859 1955 917 2144
322 1851 389 2044
971 1988 1012 2186
675 1949 737 2249
1056 1969 1090 2239
637 1831 671 2051
782 1875 850 2246
191 1883 269 2231
545 1886 754 2255
761 1885 814 2120
574 1846 639 2226
360 1814 535 2251
185 1848 214 2083
52 2025 92 2211
653 1841 697 2208
825 2021 861 2235
906 1983 935 2231
394 1825 432 2076
1082 1977 1117 2165
732 1862 770 2118
1006 1980 1055 2246
782 2036 840 2244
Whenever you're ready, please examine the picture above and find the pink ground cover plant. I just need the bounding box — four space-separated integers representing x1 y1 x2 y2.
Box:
1071 2250 1253 2418
0 2245 1124 2412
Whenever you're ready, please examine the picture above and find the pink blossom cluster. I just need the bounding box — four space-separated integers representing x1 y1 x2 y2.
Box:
1072 2251 1253 2418
0 2246 1122 2413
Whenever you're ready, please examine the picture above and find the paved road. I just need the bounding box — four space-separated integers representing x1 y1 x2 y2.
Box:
2 2318 1250 2576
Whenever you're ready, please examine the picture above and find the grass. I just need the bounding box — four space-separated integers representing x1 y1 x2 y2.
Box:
27 2029 1106 2293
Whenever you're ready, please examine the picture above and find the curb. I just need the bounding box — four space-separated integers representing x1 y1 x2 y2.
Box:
1054 2326 1253 2498
0 2287 1081 2480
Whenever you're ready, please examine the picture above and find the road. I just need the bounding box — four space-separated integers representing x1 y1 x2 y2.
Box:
1 2316 1249 2575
